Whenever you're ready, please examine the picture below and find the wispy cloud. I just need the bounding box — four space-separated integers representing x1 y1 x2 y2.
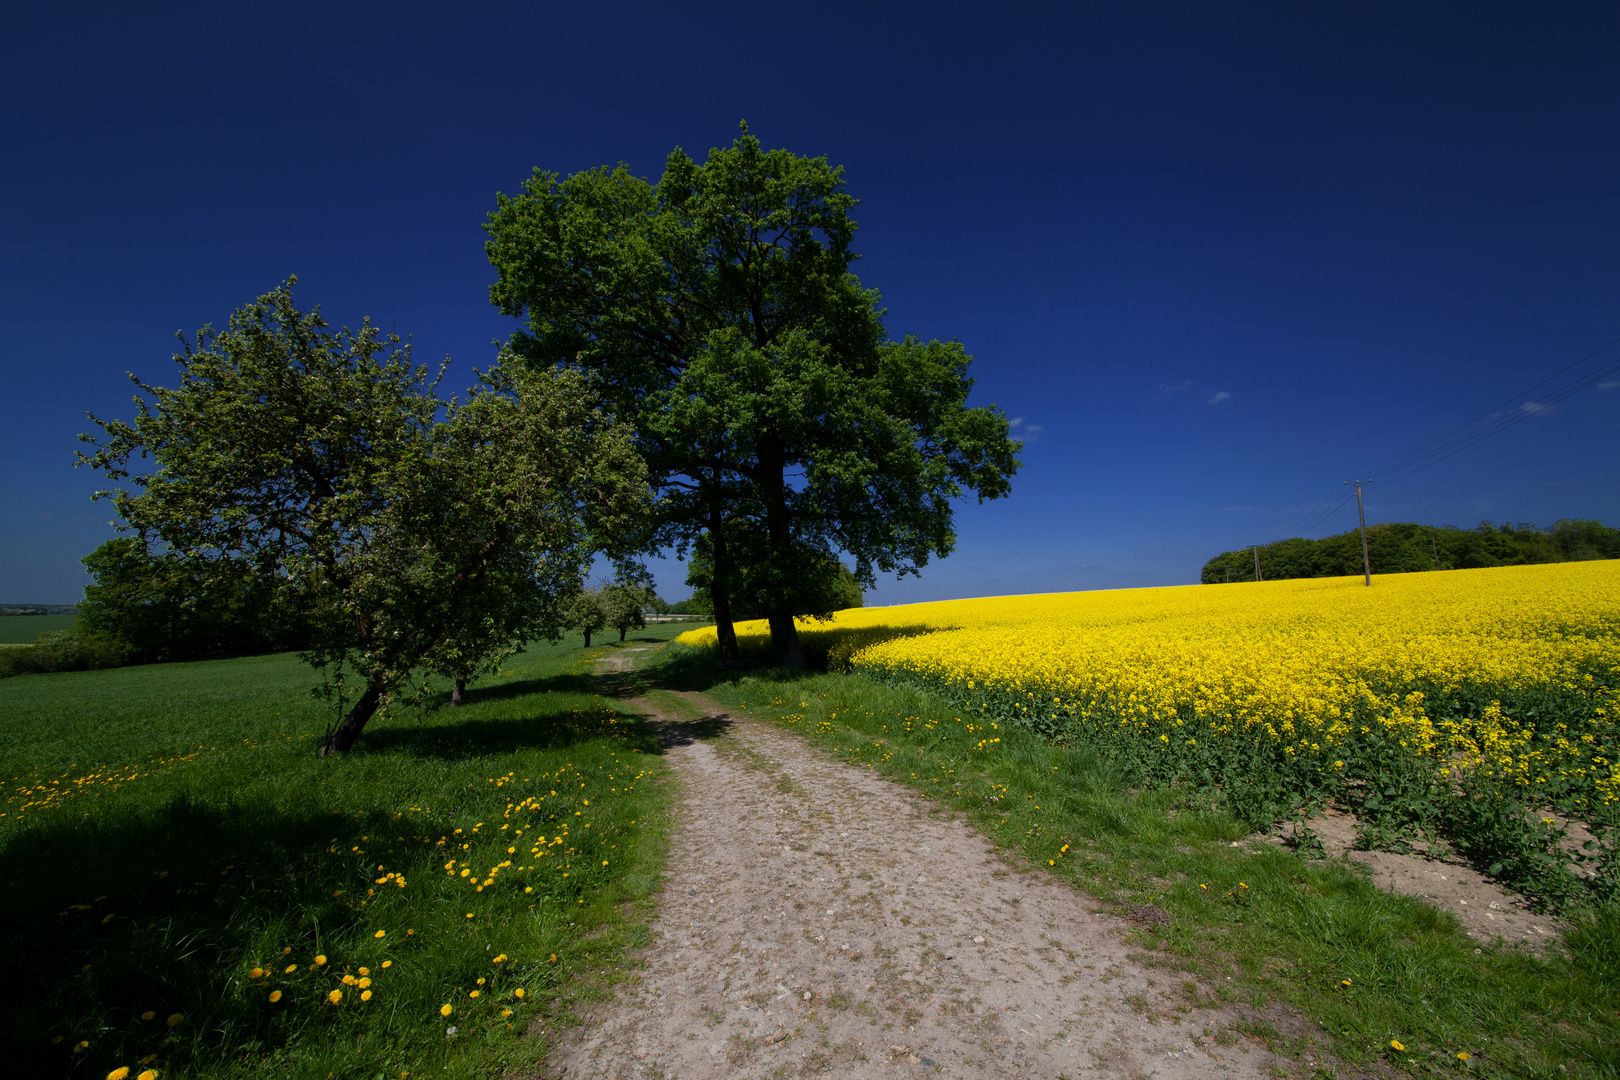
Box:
1009 416 1045 443
1207 391 1231 405
1157 380 1193 393
1520 400 1554 415
1599 381 1620 390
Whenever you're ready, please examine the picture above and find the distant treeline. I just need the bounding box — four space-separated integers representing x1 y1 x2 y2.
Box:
0 604 77 616
1203 519 1620 584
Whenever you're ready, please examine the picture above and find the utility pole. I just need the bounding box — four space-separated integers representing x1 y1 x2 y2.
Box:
1432 535 1439 571
1345 480 1372 586
1252 545 1261 582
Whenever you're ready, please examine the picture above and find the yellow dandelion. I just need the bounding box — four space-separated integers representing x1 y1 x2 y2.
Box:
314 954 327 966
139 1010 155 1020
358 966 370 976
327 990 343 1004
342 975 356 985
493 954 508 963
284 964 297 973
1341 979 1352 986
501 1008 513 1017
107 1068 130 1080
476 977 486 985
248 967 264 979
361 989 372 1001
1390 1040 1405 1052
375 930 386 938
469 989 480 998
75 1041 89 1051
514 988 526 998
165 1013 183 1027
269 990 283 1003
440 1004 453 1016
138 1072 159 1080
1458 1052 1471 1061
381 960 393 969
358 977 371 988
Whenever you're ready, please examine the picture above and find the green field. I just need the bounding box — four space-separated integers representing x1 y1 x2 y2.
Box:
0 632 676 1079
0 613 78 643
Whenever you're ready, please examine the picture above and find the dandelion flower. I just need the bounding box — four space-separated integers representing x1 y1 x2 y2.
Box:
1341 979 1352 986
327 990 343 1004
381 960 392 969
269 990 283 1003
493 954 507 963
75 1040 90 1051
314 954 327 966
440 1004 453 1017
284 964 297 973
501 1008 513 1017
358 977 371 988
139 1011 155 1021
476 977 486 985
166 1013 183 1027
374 930 386 938
514 988 526 998
361 990 372 1001
138 1072 159 1080
249 967 264 979
358 967 370 976
107 1069 131 1080
342 975 356 985
469 990 480 999
1457 1052 1471 1061
1390 1040 1405 1052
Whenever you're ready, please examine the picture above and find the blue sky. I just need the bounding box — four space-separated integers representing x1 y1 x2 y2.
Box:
3 2 1617 606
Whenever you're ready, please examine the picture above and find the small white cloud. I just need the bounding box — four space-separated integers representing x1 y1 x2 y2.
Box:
1598 381 1620 390
1009 417 1024 428
1207 391 1232 405
1520 400 1554 415
1020 424 1045 443
1158 380 1193 393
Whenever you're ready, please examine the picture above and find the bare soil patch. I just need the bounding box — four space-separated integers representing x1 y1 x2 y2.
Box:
539 665 1311 1079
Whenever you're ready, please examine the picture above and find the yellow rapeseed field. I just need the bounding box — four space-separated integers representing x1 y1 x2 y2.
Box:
681 562 1620 817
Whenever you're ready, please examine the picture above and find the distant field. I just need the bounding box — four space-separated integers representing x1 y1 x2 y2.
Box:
0 614 76 643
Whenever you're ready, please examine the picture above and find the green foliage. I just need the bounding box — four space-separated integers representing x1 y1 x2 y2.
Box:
0 634 672 1079
1205 520 1620 583
0 630 129 678
484 125 1019 662
682 525 862 622
77 279 651 751
0 604 77 617
685 660 1620 1077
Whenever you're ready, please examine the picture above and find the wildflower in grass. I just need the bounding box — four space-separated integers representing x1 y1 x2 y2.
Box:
493 954 508 963
75 1041 89 1051
138 1072 157 1080
249 967 264 978
1341 979 1352 987
328 990 343 1004
440 1004 453 1016
1390 1040 1405 1052
166 1013 183 1027
284 964 297 973
469 990 480 998
1457 1051 1471 1060
314 954 327 966
139 1011 155 1020
501 1008 513 1017
361 990 372 1001
358 967 370 976
269 990 282 1002
381 960 392 968
358 977 371 988
374 930 386 938
476 977 486 985
108 1069 130 1080
514 988 526 998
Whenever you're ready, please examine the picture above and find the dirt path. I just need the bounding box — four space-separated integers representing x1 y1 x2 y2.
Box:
543 656 1294 1079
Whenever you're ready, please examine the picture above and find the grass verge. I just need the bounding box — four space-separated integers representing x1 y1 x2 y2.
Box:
0 632 676 1079
662 652 1620 1079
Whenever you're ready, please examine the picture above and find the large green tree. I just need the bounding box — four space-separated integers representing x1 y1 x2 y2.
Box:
485 125 1020 666
79 280 649 752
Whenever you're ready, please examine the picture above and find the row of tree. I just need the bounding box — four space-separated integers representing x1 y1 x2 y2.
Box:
1202 519 1620 583
74 127 1018 751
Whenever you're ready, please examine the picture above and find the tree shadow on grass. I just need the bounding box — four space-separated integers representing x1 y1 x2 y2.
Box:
360 705 663 760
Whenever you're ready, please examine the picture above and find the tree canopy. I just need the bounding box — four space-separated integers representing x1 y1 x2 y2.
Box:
1203 519 1620 583
79 280 649 751
484 125 1019 666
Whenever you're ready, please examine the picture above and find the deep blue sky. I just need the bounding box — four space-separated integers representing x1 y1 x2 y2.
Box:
4 2 1617 605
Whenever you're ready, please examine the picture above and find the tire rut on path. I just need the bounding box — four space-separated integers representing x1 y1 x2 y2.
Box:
546 662 1290 1079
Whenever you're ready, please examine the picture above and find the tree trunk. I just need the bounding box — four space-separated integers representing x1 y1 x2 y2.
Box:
757 437 807 669
451 677 466 706
708 510 743 668
321 681 384 755
582 630 592 648
619 627 627 641
767 611 807 669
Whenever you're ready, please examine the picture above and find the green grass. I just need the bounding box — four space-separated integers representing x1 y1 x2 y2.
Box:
0 631 677 1079
663 652 1620 1079
0 613 77 643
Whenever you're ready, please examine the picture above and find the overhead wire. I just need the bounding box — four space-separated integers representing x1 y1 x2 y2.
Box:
1260 333 1620 548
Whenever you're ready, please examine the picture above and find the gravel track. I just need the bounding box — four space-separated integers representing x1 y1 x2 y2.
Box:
544 657 1286 1079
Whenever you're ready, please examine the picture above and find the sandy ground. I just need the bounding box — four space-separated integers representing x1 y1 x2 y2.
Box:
541 653 1293 1079
1266 809 1563 949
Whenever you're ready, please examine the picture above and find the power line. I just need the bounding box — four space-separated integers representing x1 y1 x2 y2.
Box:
1265 333 1620 546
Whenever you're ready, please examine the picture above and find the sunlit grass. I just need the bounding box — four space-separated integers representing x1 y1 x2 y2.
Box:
0 633 674 1079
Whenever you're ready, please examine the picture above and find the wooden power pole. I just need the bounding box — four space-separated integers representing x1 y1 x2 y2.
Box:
1345 480 1372 586
1252 545 1261 582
